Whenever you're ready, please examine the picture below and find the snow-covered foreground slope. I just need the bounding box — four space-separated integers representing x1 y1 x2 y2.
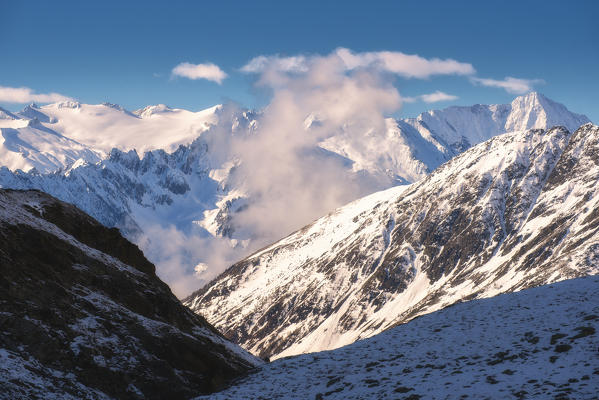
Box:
0 189 260 400
186 123 599 359
0 94 590 296
198 275 599 400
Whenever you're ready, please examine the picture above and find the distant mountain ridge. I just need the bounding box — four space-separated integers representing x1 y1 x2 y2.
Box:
185 123 599 359
0 92 589 177
0 93 591 295
319 92 590 182
408 91 589 153
0 102 220 173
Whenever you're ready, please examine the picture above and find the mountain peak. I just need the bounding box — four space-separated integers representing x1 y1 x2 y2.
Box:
404 92 590 160
101 102 127 112
55 100 82 109
133 104 173 118
506 92 589 133
514 90 544 101
19 104 56 123
510 91 557 110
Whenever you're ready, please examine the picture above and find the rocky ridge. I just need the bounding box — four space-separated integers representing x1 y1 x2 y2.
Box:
0 189 261 400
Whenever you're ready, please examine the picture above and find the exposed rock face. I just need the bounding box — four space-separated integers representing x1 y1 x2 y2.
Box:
185 124 599 360
0 189 261 400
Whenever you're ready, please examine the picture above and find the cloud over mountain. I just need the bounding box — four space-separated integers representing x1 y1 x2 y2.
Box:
241 48 475 79
172 62 228 84
471 76 544 94
403 90 459 103
0 86 74 104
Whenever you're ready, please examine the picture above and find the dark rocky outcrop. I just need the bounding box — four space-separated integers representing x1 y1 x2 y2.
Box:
0 189 260 400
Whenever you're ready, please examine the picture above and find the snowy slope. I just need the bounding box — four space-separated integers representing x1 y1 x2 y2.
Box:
0 119 102 173
0 106 23 124
0 105 103 173
322 92 590 183
0 102 220 173
0 189 261 400
198 275 599 400
186 123 599 359
40 101 220 154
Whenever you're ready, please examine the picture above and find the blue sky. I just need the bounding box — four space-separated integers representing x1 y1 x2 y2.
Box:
1 0 597 120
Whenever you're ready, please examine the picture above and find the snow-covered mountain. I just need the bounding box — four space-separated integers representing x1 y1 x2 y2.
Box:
0 102 220 173
323 92 590 182
404 91 590 154
0 189 260 400
0 106 103 173
185 123 599 359
0 92 587 179
198 275 599 399
0 94 590 295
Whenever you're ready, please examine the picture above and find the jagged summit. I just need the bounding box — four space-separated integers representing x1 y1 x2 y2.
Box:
506 91 590 132
56 100 82 109
133 103 174 118
101 101 128 111
402 91 590 156
19 104 56 123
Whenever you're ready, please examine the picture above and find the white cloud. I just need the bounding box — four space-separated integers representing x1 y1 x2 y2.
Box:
172 62 228 84
240 55 308 74
194 262 208 277
0 86 74 104
420 91 459 103
470 76 544 94
227 50 402 245
403 90 459 104
335 48 475 78
241 48 475 79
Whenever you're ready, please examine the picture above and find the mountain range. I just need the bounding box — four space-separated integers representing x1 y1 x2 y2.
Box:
0 93 590 294
0 92 597 399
